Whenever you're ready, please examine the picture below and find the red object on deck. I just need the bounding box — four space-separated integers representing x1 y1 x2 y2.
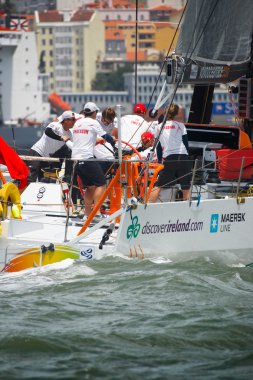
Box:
0 137 29 189
216 149 253 180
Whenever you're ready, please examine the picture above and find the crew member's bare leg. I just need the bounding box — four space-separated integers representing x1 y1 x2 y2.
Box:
183 189 189 201
93 185 106 215
148 186 161 203
84 186 95 216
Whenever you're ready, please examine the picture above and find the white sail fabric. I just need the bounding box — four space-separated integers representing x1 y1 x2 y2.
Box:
176 0 253 65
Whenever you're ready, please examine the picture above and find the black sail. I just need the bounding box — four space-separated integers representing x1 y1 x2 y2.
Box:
175 0 253 83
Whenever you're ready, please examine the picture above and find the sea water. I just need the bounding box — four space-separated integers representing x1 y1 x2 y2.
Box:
0 255 252 380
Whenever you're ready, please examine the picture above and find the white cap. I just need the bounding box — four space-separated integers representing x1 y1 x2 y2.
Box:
58 111 76 123
83 102 100 114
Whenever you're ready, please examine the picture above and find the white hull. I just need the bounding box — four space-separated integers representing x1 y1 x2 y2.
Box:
0 215 117 272
115 197 253 265
0 183 118 271
1 182 253 271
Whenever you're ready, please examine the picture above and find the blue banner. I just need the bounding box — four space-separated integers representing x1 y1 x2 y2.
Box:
212 102 236 115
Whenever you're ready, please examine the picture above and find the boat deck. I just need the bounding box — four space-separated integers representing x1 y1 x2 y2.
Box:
0 213 118 257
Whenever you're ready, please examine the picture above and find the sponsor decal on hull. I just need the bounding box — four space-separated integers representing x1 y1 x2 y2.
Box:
210 213 246 233
126 216 204 240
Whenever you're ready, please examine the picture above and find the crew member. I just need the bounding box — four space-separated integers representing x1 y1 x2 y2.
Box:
137 131 157 161
112 103 152 153
97 107 116 134
72 102 115 223
149 103 191 202
94 107 116 174
27 110 76 182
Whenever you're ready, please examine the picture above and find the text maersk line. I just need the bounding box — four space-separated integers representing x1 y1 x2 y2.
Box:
142 219 203 235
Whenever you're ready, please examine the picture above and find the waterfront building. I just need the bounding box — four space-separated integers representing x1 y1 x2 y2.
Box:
2 0 56 13
59 91 131 114
97 7 149 22
0 27 50 125
102 19 178 64
34 9 105 92
57 0 92 10
56 1 142 12
147 0 187 9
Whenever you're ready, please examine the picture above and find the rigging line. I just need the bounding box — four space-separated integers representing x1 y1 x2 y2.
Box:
119 0 182 155
146 0 189 111
147 2 208 152
122 0 210 155
150 0 220 154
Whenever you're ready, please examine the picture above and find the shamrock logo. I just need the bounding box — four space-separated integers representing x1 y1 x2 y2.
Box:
127 216 141 239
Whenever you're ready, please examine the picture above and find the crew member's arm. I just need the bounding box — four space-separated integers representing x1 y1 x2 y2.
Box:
45 127 62 141
182 134 189 154
156 141 163 163
45 127 70 142
111 127 118 138
94 120 115 149
101 133 115 148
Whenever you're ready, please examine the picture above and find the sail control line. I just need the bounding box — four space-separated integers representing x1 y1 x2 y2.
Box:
150 55 185 117
150 81 174 117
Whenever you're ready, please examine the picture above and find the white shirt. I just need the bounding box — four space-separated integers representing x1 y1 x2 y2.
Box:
72 117 106 160
131 147 157 162
116 114 152 151
147 120 158 135
94 142 114 160
96 113 116 134
155 120 188 158
139 147 157 161
31 121 72 157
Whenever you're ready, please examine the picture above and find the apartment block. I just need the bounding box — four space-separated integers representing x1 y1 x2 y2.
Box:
0 28 50 124
34 9 105 93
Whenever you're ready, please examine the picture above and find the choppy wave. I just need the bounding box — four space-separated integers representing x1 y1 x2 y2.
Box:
0 256 252 379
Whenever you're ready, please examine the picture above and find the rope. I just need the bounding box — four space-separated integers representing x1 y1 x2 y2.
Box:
117 1 190 154
151 0 220 156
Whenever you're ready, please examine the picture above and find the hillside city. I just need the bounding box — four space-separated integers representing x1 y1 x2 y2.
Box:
0 0 234 126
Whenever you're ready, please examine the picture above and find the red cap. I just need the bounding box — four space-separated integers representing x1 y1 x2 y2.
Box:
141 131 154 145
133 103 147 115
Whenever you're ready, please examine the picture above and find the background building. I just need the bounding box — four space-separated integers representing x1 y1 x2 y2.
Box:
3 0 56 13
0 28 50 124
147 0 186 9
60 90 131 114
35 9 105 92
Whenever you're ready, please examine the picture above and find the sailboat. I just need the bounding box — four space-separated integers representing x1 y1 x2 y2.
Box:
114 0 253 265
1 0 253 272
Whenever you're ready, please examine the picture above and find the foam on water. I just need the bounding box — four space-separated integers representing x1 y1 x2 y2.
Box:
0 259 97 293
150 257 173 264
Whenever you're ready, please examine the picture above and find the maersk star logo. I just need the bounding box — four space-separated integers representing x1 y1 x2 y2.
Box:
210 214 219 233
127 216 141 239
